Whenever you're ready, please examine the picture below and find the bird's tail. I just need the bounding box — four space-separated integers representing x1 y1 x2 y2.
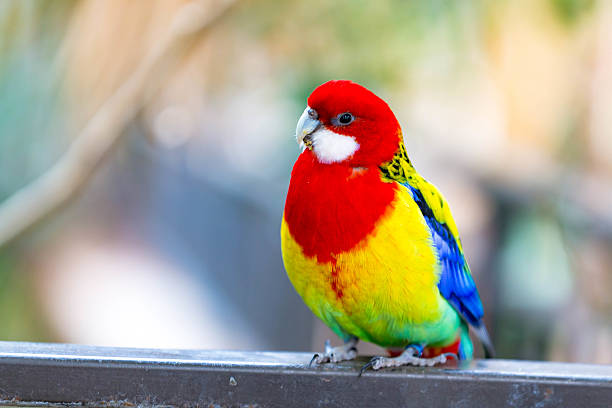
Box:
473 323 496 358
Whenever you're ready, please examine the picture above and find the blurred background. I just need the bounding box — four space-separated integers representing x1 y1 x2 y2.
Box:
0 0 611 363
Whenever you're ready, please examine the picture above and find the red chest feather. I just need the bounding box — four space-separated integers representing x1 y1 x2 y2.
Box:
284 150 396 262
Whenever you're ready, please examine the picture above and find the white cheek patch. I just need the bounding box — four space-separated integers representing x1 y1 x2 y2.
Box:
311 128 360 164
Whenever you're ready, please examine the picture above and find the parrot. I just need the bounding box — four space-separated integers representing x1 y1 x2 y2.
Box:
280 80 495 372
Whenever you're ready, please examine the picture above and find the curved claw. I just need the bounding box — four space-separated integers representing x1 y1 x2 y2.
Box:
358 357 380 377
310 337 359 368
309 353 320 367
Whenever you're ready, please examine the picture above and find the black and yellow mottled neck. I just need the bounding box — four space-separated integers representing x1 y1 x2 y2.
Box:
380 139 416 183
379 137 466 255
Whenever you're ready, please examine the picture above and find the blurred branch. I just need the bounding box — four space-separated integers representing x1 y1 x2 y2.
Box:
0 0 238 248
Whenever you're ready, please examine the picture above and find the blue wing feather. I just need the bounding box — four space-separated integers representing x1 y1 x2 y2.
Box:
402 182 484 327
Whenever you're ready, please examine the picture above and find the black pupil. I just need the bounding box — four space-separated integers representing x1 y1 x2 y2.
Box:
339 113 352 124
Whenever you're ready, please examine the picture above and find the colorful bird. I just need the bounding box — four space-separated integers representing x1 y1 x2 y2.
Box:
281 80 494 371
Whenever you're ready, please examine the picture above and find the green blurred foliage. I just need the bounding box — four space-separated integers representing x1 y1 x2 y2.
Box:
495 207 574 359
0 254 51 341
0 1 74 199
550 0 595 26
0 1 75 343
236 0 483 104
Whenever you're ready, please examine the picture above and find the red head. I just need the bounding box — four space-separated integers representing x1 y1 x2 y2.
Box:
296 80 401 167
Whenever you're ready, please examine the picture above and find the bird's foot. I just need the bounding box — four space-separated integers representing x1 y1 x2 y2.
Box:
359 345 456 375
309 338 358 366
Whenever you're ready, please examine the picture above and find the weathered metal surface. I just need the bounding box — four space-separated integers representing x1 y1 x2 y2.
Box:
0 341 610 407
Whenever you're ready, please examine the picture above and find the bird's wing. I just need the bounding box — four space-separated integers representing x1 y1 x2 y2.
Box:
379 147 485 328
380 144 495 357
400 177 483 326
401 176 496 358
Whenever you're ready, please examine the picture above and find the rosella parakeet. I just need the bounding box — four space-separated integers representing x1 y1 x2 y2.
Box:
281 80 495 371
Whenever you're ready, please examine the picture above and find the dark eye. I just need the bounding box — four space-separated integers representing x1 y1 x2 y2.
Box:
337 112 354 125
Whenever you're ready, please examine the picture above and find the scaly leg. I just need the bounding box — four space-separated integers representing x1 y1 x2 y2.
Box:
360 344 456 375
310 336 358 366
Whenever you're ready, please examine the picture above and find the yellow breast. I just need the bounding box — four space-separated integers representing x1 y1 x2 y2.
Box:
281 186 457 347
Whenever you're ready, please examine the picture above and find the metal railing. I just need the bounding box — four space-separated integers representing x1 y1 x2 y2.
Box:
0 341 611 407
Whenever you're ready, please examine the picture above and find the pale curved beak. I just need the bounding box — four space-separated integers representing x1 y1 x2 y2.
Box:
295 107 320 150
